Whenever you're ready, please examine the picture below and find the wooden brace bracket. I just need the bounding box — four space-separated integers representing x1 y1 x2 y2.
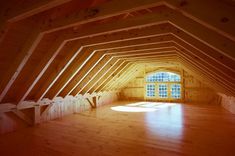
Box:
10 103 54 126
86 96 99 108
40 103 54 120
12 109 33 125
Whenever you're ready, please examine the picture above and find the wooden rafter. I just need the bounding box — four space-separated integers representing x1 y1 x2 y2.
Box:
0 0 234 106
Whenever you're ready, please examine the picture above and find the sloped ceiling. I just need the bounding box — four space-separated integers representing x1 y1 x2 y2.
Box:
0 0 234 105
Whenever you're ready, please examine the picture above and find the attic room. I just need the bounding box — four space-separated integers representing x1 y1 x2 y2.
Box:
0 0 235 155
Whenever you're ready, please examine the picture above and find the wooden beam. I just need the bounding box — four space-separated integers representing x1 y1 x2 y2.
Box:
178 54 235 94
169 38 234 87
114 44 235 93
0 1 168 104
125 58 176 62
2 8 235 103
178 58 234 96
39 47 96 101
0 103 16 113
111 56 175 90
20 23 170 103
7 0 72 22
42 19 235 100
117 53 177 60
58 53 109 98
42 4 235 98
3 2 233 105
40 103 54 119
9 6 235 101
171 35 234 78
34 105 41 125
12 109 33 125
34 26 171 101
96 63 132 92
0 31 42 103
40 0 165 32
74 50 176 95
81 59 122 95
65 47 175 96
88 61 127 94
109 65 143 91
76 57 119 95
111 47 233 92
29 42 81 101
68 34 228 94
173 43 235 88
92 23 235 92
18 37 66 104
106 64 139 91
86 97 97 108
68 55 112 96
163 0 235 41
175 52 234 95
0 0 71 43
115 68 145 91
50 30 233 98
101 64 137 91
32 27 171 102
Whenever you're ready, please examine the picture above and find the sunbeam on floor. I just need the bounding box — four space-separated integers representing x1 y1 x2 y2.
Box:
111 101 178 112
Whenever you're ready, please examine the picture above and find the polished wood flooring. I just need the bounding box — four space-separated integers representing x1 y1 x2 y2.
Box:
1 101 235 156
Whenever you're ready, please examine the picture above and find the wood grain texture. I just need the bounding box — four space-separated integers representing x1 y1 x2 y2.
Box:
1 101 235 156
0 91 118 134
1 0 235 105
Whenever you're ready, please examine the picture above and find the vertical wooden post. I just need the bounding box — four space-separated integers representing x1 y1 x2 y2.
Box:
144 65 146 101
0 112 3 120
86 96 97 108
34 105 41 125
92 96 97 108
181 70 185 103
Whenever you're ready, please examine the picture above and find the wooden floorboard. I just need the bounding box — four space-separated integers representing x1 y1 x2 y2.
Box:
1 101 235 156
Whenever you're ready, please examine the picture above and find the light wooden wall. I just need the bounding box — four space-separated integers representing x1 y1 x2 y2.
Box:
219 93 235 114
120 66 217 104
0 0 235 134
184 72 217 104
0 91 118 134
120 70 145 101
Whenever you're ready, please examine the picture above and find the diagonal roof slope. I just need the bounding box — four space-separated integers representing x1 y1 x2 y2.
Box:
0 0 234 106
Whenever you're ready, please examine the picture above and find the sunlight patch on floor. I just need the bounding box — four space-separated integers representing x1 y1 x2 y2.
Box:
111 101 178 112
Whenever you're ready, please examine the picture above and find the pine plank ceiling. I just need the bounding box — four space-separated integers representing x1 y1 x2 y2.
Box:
0 0 234 106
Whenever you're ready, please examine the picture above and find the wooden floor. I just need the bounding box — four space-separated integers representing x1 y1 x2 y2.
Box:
1 101 235 156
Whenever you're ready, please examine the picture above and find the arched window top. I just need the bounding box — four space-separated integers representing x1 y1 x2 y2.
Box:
146 71 181 82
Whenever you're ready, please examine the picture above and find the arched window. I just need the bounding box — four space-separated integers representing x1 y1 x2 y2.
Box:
146 72 181 100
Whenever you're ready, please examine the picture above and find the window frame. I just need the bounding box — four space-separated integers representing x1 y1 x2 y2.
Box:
145 71 183 101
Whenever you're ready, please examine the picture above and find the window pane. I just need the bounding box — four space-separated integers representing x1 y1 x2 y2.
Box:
158 84 168 98
171 84 181 99
146 72 180 82
146 84 155 97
